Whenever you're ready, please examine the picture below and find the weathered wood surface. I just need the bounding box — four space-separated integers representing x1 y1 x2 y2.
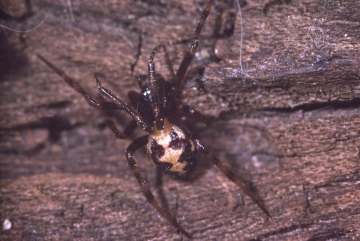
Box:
1 0 360 240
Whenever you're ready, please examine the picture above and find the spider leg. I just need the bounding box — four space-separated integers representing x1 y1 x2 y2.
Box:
38 54 101 108
37 54 152 133
135 75 147 89
154 43 177 78
125 136 192 238
103 112 137 139
93 94 138 139
148 45 166 130
128 90 145 112
94 73 152 133
91 98 138 139
127 90 154 122
195 139 271 217
162 44 176 79
173 0 214 91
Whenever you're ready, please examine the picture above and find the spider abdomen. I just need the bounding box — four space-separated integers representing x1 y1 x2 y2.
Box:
147 119 196 177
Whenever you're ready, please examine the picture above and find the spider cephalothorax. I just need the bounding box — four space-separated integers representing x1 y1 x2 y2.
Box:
38 0 269 238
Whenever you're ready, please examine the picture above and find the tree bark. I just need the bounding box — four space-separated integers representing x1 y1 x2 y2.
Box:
1 0 360 240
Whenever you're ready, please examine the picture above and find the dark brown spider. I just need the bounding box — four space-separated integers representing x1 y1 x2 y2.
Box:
38 0 269 238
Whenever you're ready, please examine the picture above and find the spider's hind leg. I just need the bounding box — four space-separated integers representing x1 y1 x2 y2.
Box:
125 136 192 238
195 139 271 217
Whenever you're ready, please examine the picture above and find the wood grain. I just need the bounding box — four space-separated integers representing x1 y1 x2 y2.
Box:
1 0 360 240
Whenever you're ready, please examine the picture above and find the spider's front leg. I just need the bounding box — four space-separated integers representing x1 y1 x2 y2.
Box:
195 139 271 217
148 47 166 130
101 109 137 139
37 54 101 108
38 54 148 138
94 73 152 133
173 0 214 91
125 136 192 238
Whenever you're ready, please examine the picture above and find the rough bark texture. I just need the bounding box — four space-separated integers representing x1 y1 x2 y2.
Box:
1 0 360 240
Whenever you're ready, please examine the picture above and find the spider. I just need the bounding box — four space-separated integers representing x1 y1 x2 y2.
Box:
38 0 269 238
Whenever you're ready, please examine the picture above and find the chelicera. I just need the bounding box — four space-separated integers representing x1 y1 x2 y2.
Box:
38 0 269 238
